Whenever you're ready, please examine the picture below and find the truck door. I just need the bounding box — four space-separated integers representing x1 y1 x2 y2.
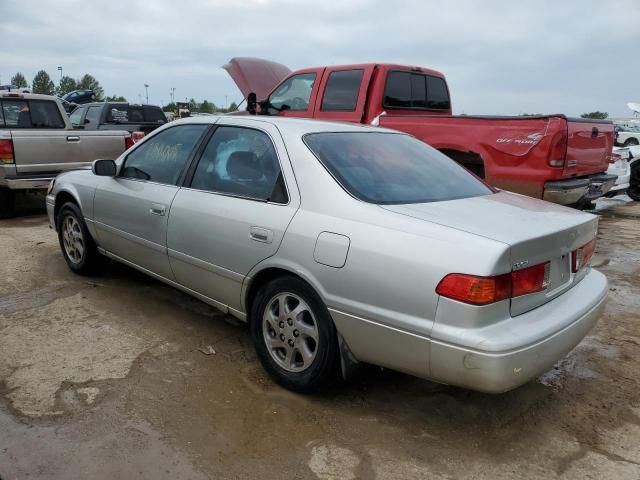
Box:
313 65 375 124
265 68 323 119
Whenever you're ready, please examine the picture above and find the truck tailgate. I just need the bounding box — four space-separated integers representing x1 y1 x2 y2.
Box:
11 130 127 174
565 119 614 176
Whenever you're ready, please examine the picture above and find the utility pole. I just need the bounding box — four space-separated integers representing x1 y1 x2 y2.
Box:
57 66 63 82
170 87 176 104
144 84 149 104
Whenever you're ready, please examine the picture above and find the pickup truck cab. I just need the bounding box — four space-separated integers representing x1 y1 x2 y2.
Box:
0 92 132 218
225 58 616 207
69 102 166 135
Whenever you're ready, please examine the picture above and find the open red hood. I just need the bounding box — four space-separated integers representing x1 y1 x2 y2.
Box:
222 57 291 100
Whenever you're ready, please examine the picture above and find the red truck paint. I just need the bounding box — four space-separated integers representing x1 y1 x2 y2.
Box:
226 59 616 205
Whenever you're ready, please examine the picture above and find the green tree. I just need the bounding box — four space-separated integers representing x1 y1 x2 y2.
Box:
77 74 104 100
105 94 127 102
580 111 608 120
163 102 176 112
11 72 28 88
189 98 198 112
200 100 214 114
228 101 238 112
57 75 77 96
32 70 55 95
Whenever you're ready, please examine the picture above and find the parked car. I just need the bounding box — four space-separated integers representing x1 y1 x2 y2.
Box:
606 145 640 200
0 92 133 218
224 58 616 208
0 84 31 94
62 90 97 106
614 124 640 147
69 102 166 135
47 116 607 394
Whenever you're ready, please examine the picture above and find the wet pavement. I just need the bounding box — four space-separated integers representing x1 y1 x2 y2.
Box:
0 196 639 479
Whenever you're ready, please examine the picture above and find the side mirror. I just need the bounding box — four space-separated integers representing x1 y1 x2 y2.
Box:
246 92 257 115
92 159 117 177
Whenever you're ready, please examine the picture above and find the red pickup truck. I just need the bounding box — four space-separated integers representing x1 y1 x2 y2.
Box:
224 58 616 206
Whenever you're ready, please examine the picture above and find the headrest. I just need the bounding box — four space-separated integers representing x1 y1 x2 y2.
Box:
227 151 261 180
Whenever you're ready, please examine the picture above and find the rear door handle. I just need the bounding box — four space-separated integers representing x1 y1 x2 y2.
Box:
66 136 80 142
249 226 273 243
149 203 166 216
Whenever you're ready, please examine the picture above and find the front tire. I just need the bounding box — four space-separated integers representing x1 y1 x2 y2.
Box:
623 138 639 147
250 276 339 393
56 202 107 275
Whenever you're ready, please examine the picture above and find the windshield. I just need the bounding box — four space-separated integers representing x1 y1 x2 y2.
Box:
268 73 316 113
304 132 493 204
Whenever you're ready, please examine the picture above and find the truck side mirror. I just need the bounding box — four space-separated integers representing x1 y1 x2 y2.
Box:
92 159 117 177
246 92 257 115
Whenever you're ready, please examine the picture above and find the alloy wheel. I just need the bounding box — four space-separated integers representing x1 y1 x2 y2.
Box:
62 215 85 264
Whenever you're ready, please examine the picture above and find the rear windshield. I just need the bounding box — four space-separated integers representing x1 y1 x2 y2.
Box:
106 105 166 124
0 99 65 129
304 132 492 204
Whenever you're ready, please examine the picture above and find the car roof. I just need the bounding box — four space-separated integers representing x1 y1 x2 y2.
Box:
171 115 400 135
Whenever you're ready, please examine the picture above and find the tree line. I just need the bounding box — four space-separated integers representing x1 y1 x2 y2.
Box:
9 70 126 101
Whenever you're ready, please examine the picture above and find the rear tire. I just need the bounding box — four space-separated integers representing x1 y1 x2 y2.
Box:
250 275 339 393
0 187 15 219
56 202 107 275
627 161 640 201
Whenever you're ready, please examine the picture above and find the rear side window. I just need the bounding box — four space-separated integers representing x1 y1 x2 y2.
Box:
190 126 287 203
144 107 167 124
120 125 208 185
384 71 450 111
321 69 363 112
0 99 65 128
304 132 491 204
107 106 143 123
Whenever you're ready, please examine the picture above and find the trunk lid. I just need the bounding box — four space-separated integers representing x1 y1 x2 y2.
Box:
381 191 598 316
564 118 614 176
222 57 292 100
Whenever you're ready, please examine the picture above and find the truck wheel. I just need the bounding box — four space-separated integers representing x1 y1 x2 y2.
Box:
627 162 640 201
0 187 15 219
250 275 340 393
624 138 639 147
56 202 107 275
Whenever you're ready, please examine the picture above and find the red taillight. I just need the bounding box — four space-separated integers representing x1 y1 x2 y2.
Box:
512 262 550 297
436 273 511 306
437 261 551 305
548 130 568 167
0 139 14 164
572 239 596 273
125 136 134 150
132 131 145 143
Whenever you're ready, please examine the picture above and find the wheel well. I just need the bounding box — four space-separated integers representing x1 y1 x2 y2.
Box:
439 149 486 179
244 267 307 318
53 191 78 225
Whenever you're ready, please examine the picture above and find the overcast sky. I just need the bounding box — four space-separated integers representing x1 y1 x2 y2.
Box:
2 0 638 116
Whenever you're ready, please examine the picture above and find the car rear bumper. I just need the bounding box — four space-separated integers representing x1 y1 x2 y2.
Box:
543 175 617 204
429 268 607 393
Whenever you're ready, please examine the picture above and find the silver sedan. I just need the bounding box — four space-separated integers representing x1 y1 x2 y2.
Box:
46 116 608 393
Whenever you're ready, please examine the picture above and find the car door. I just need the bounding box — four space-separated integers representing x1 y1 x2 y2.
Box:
93 123 210 279
313 65 375 123
167 120 300 313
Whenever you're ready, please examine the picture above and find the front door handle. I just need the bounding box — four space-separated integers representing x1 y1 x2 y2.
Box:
249 226 273 243
149 203 166 216
66 136 81 142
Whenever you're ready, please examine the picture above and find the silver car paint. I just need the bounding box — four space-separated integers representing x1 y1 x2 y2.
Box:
47 115 607 393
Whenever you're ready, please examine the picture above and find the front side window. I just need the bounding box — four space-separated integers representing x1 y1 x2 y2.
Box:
268 73 316 113
84 106 102 127
120 125 208 184
321 69 363 112
190 126 287 203
304 132 492 204
384 71 450 111
69 106 86 127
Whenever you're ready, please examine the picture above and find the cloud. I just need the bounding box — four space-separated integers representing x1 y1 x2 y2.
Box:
1 0 638 116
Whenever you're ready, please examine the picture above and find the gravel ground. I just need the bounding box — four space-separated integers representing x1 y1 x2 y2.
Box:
0 195 639 479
